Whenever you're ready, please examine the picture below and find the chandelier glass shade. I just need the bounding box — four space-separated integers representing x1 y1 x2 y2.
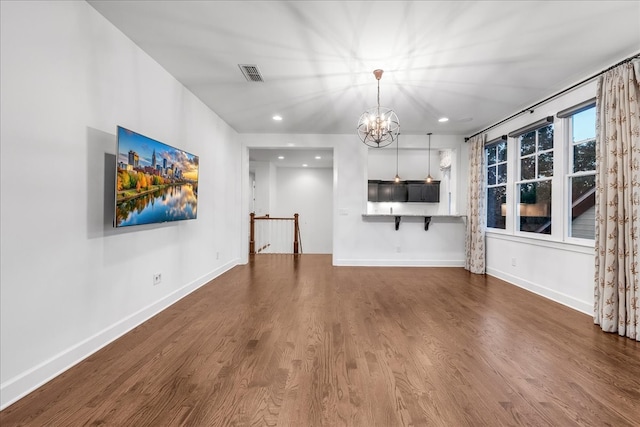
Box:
357 69 400 148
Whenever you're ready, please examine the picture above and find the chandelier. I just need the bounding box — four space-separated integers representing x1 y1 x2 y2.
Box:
357 69 400 148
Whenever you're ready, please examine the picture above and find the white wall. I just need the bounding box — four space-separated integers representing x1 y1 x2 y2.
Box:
249 171 256 213
0 1 242 409
482 82 598 314
240 134 468 266
486 235 593 313
251 161 276 216
275 167 333 254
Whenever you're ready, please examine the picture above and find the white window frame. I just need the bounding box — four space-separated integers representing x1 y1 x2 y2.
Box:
562 102 596 245
485 93 599 247
485 137 508 231
513 121 557 239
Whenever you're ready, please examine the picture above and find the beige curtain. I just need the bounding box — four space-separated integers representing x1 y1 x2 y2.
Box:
594 59 640 341
465 134 486 274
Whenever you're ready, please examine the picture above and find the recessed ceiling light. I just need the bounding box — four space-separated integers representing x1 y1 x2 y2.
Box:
273 115 283 121
302 164 308 167
278 156 284 160
315 156 321 160
438 117 449 122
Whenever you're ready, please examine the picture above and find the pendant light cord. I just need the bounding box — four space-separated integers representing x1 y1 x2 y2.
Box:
396 134 399 176
427 132 432 182
377 79 381 122
428 134 431 176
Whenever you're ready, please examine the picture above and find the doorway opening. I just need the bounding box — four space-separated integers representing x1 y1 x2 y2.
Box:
249 148 334 254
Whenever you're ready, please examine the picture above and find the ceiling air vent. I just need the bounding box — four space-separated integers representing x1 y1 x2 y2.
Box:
238 64 264 82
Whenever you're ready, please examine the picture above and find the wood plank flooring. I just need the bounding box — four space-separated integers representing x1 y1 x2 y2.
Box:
2 254 639 426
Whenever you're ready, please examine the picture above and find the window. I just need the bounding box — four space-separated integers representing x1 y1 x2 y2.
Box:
486 138 507 229
567 105 596 239
516 123 554 234
486 99 596 246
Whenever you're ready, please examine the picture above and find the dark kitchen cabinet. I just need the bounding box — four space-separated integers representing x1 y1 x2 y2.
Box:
368 180 408 202
368 180 379 202
378 182 408 202
407 181 440 202
369 180 439 203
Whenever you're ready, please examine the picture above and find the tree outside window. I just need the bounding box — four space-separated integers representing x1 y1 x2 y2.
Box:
486 141 507 229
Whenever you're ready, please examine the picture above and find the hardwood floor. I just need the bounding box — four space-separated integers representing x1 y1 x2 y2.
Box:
2 255 639 426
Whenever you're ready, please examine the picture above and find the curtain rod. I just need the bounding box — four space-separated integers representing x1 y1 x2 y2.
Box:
465 52 640 141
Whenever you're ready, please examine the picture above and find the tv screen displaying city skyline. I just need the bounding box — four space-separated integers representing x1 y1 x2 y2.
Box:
114 126 199 227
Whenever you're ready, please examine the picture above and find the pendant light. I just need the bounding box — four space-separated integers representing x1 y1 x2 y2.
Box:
394 133 401 183
426 132 433 183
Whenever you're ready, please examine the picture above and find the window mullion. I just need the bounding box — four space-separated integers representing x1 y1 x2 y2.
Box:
550 120 562 240
568 170 596 178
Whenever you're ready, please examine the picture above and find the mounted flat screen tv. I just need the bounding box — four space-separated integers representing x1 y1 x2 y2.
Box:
114 126 199 227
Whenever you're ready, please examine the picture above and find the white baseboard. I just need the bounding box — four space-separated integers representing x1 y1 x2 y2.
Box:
333 258 465 267
486 267 592 315
0 259 239 411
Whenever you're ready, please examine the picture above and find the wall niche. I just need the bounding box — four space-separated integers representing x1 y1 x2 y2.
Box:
366 136 459 216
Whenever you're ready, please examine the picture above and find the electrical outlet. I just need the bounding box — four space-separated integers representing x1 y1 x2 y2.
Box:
216 251 220 260
511 258 516 267
153 273 162 285
396 246 401 253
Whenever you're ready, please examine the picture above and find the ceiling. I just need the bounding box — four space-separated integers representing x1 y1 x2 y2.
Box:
88 1 640 137
249 148 334 169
